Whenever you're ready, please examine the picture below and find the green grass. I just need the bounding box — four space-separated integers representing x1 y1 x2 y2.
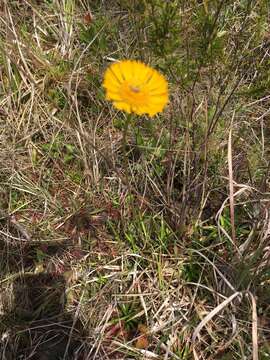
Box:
0 0 270 359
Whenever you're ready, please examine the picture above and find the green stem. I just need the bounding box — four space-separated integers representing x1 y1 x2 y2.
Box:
122 113 133 152
121 113 134 173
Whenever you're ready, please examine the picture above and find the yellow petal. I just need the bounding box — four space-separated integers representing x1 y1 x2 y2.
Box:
113 100 131 113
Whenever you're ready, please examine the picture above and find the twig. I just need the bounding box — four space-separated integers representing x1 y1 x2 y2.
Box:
227 116 237 251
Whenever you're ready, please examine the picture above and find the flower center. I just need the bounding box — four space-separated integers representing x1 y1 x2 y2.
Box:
129 85 140 93
120 81 149 108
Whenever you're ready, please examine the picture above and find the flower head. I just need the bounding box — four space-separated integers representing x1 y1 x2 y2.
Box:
103 60 168 117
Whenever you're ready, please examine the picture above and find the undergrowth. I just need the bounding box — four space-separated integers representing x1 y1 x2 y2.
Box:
0 0 270 359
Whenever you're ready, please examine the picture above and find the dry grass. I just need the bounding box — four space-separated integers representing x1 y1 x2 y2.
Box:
0 0 270 359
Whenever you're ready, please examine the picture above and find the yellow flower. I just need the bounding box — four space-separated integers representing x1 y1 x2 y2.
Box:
103 60 169 117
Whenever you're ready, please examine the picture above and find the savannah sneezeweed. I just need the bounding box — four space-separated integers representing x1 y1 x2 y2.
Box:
102 60 169 154
103 60 168 117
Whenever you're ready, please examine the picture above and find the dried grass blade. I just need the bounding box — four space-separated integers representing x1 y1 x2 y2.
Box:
192 292 242 345
248 292 258 360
